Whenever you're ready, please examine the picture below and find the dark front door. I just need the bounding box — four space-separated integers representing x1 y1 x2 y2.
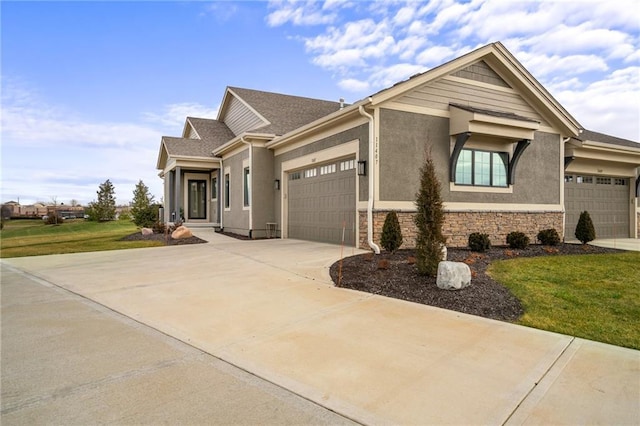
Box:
188 180 207 219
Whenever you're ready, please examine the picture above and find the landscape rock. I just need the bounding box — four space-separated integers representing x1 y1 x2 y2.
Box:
436 261 471 290
141 228 153 236
171 225 193 239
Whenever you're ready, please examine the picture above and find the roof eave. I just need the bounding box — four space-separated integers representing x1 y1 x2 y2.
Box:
212 132 276 156
266 100 369 150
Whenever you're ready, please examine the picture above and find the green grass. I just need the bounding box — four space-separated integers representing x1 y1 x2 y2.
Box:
0 219 164 258
488 252 640 349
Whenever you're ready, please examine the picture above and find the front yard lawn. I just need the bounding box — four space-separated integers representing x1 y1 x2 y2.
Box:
488 252 640 350
0 219 164 258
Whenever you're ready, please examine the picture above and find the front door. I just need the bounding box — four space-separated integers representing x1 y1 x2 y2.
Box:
188 180 207 220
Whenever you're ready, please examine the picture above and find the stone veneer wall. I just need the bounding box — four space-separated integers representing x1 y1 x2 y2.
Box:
359 210 564 249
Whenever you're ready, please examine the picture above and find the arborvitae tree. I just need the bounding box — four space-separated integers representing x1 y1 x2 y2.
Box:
575 210 596 244
380 210 403 253
414 150 446 276
87 179 117 221
131 180 156 227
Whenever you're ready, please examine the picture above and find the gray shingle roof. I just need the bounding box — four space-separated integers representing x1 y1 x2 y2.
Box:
162 136 217 158
187 117 235 148
450 103 539 123
579 129 639 148
228 87 344 135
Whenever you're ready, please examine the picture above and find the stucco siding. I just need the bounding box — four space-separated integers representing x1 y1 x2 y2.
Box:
378 109 449 201
222 149 250 235
378 109 561 205
251 147 276 238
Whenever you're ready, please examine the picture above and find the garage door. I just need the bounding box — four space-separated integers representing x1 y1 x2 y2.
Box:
565 174 630 238
288 159 356 246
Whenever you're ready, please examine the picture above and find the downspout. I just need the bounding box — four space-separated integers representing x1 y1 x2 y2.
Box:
240 136 253 238
358 104 381 254
219 158 224 231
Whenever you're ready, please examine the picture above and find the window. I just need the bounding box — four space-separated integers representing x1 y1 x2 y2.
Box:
565 175 574 183
614 178 627 186
211 176 218 200
576 175 593 184
340 159 355 171
224 173 230 209
289 171 301 181
320 164 336 175
455 149 508 187
596 177 611 185
304 168 317 178
243 167 250 207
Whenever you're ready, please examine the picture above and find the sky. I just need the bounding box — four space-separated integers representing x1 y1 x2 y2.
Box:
2 0 639 206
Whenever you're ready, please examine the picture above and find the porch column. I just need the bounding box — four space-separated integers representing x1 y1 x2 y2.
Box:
174 166 181 221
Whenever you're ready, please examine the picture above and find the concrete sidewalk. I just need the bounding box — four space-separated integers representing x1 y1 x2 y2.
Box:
3 231 639 425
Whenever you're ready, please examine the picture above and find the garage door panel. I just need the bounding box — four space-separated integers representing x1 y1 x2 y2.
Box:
565 175 629 239
288 159 356 246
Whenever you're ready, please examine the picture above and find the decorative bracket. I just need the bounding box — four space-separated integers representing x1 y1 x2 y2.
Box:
449 132 471 182
507 139 531 185
564 156 575 169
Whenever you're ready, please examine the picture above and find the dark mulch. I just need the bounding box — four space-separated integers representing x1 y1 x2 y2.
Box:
330 244 624 322
120 232 207 245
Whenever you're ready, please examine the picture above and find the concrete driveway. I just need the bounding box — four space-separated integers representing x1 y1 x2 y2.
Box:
3 230 639 425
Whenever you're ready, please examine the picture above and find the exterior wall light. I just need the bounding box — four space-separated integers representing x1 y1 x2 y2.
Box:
357 160 367 176
274 179 280 190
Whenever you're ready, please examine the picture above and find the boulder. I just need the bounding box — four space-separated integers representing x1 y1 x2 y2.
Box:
141 227 153 236
171 225 193 239
437 261 471 290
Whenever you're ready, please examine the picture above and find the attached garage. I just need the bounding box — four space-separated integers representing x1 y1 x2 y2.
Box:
287 158 357 246
565 174 630 238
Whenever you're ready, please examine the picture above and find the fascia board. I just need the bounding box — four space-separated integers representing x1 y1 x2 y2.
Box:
212 133 274 157
225 88 270 128
183 118 201 140
582 140 640 154
490 43 581 136
266 101 367 150
156 140 168 170
369 45 495 106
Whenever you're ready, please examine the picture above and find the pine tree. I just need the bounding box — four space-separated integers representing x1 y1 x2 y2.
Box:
380 210 403 253
131 180 156 227
87 179 117 221
414 150 446 276
575 210 596 244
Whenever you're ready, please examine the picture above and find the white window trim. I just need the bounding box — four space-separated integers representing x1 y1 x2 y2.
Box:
242 158 250 211
224 166 231 211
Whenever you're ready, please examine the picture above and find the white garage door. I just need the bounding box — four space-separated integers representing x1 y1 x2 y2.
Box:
565 174 630 238
288 159 356 246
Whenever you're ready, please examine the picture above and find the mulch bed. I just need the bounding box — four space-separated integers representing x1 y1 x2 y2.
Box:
120 232 207 245
330 244 624 322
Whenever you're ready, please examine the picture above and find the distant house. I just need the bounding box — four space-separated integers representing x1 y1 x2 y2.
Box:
156 42 640 248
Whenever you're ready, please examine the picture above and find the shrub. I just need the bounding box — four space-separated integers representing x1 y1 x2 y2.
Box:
468 233 491 252
380 210 403 253
152 221 167 234
45 214 64 225
537 228 561 246
414 149 446 276
575 211 596 244
131 180 157 228
506 231 530 249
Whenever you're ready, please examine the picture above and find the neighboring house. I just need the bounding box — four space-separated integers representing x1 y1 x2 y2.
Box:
156 42 640 249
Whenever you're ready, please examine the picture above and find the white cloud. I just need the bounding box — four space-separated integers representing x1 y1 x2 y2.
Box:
0 80 212 205
338 78 370 93
142 102 218 130
266 0 337 27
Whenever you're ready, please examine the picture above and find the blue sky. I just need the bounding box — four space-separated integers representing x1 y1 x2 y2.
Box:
2 1 639 206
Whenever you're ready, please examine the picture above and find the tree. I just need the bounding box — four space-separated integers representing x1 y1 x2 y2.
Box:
575 210 596 244
131 180 156 227
380 210 403 253
86 180 117 221
414 149 446 276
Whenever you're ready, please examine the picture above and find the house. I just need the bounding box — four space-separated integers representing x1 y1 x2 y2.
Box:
156 42 640 249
